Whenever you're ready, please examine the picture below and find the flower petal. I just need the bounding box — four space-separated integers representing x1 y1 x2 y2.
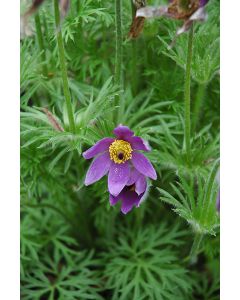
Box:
189 7 207 21
109 194 120 206
113 125 134 139
127 136 151 152
108 162 130 196
85 152 111 186
127 168 141 186
200 0 209 7
135 175 147 195
176 20 193 36
131 152 157 180
59 0 70 18
176 7 207 37
136 191 148 207
121 190 141 214
136 6 168 18
83 138 114 159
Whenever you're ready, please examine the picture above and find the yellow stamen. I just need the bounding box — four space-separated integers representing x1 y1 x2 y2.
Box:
109 140 133 164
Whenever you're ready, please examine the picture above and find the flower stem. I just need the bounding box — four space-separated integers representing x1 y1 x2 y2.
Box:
189 232 203 264
34 13 48 77
115 0 123 123
53 0 76 133
192 83 206 131
184 26 194 163
131 0 138 96
76 0 80 12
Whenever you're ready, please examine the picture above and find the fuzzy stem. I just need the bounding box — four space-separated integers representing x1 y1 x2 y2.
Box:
131 43 138 96
192 83 206 131
34 13 48 77
115 0 123 123
53 0 76 133
76 0 80 12
184 26 194 163
189 232 203 264
131 0 138 95
42 13 49 43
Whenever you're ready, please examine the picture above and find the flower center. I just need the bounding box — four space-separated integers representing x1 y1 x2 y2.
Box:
109 140 133 164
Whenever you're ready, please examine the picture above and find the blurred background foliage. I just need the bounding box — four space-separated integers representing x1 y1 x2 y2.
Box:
20 0 220 299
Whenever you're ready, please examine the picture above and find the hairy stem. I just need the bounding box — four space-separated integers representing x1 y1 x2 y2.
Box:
115 0 123 122
189 232 203 264
184 26 194 163
192 83 206 131
34 13 48 77
76 0 80 12
53 0 76 133
131 0 138 95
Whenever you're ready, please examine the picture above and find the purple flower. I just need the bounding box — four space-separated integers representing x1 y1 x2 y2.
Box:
136 0 209 38
83 125 157 213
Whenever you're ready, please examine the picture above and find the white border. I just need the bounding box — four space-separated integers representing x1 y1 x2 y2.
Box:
0 0 239 299
221 0 240 299
0 1 20 299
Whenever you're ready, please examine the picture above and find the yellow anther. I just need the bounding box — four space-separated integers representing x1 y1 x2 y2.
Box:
109 140 133 164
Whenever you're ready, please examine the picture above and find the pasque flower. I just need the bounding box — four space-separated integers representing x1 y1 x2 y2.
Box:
128 0 147 39
83 125 157 213
136 0 209 38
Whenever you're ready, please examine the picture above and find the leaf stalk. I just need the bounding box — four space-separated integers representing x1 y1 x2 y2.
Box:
53 0 76 133
115 0 123 123
184 26 194 163
34 13 48 77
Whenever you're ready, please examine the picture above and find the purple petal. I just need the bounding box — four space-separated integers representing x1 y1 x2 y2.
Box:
136 190 148 207
85 152 111 185
131 152 157 180
109 194 119 206
59 0 70 18
127 136 151 152
113 125 134 139
83 138 114 159
127 168 141 186
135 175 147 195
176 20 193 36
199 0 209 7
176 6 207 37
120 190 141 214
108 162 130 196
136 6 168 18
189 7 207 21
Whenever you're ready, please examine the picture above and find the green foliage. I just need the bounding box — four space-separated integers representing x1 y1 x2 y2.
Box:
158 160 220 235
193 257 220 300
103 224 192 300
21 250 103 300
20 0 220 299
156 0 220 84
